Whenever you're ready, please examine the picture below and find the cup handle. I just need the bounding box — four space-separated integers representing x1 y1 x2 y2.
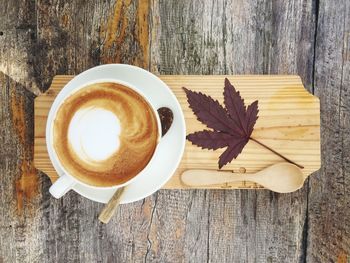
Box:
49 174 76 199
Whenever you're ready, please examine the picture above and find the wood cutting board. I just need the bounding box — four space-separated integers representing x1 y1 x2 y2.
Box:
34 75 320 189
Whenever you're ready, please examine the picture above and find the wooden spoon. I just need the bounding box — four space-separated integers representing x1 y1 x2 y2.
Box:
99 107 174 224
181 163 305 193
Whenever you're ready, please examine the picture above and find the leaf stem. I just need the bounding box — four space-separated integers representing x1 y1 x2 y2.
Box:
249 137 304 169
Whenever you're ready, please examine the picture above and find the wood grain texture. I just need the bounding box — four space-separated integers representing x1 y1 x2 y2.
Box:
307 0 350 262
0 0 41 95
1 0 349 262
0 1 45 261
0 73 43 262
33 1 158 263
150 1 316 262
34 75 320 190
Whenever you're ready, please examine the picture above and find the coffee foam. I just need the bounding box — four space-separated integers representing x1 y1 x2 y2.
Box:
53 82 158 187
68 107 121 162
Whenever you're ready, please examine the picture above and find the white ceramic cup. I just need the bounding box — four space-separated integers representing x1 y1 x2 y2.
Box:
47 77 163 199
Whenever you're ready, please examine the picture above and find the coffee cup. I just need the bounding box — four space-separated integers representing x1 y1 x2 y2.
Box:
47 74 164 198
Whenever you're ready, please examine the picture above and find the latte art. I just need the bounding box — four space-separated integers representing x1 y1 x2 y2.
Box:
53 82 159 187
68 107 121 162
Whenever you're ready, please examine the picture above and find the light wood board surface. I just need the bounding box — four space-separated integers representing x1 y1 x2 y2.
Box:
34 75 320 189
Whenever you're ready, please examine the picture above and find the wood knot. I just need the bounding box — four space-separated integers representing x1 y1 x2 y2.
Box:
239 167 246 173
46 89 55 96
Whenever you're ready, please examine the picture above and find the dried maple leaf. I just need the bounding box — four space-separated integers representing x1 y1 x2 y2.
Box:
223 78 259 136
182 87 238 134
183 78 258 168
186 130 235 150
184 78 303 169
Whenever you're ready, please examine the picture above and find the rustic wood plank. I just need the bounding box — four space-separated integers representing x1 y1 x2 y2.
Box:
0 0 41 95
148 0 316 262
24 1 215 262
0 0 47 261
0 73 44 261
8 0 350 262
1 0 157 262
307 0 350 262
33 1 157 262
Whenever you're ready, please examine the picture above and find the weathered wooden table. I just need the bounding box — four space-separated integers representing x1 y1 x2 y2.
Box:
0 1 349 262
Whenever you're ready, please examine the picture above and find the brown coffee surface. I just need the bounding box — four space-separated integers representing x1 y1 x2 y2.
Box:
53 82 158 187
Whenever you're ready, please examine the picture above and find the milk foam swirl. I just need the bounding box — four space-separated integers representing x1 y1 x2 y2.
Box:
68 107 121 162
53 82 159 187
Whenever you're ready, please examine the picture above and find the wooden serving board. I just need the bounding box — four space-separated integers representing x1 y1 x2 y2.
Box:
34 75 320 189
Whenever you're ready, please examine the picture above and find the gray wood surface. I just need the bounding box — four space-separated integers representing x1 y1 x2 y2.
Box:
308 0 350 262
0 0 348 262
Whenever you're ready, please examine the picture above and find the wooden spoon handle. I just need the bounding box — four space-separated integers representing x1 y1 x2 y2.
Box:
98 187 126 224
181 170 254 187
97 107 174 223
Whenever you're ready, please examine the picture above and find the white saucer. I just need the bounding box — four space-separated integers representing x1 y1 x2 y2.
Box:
48 64 186 204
